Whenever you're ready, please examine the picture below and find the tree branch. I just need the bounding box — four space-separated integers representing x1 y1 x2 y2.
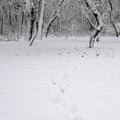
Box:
44 0 65 37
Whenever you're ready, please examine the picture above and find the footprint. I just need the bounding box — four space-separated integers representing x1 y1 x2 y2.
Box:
73 115 82 120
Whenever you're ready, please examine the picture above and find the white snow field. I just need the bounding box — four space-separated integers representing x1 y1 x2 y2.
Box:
0 37 120 120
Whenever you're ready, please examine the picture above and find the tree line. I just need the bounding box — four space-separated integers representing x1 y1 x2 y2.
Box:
0 0 120 47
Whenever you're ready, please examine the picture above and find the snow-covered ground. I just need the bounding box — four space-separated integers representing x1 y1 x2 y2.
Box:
0 37 120 120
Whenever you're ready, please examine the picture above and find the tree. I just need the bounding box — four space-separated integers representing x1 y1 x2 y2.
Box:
108 0 119 37
36 0 45 40
29 0 46 46
44 0 65 37
28 0 38 43
82 0 103 48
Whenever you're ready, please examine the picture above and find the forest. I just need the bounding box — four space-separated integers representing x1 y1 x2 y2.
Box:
0 0 120 47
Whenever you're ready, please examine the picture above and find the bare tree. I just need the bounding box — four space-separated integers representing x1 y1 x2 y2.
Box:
30 0 46 46
36 0 45 40
28 0 36 42
44 0 65 37
82 0 103 48
108 0 119 37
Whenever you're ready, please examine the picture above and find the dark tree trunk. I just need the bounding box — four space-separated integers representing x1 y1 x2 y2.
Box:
1 10 4 35
9 5 12 27
29 6 35 41
89 27 103 48
29 0 43 46
8 4 15 33
30 21 39 46
29 19 34 41
83 0 103 48
45 16 58 37
89 11 103 48
96 35 100 42
44 0 65 37
109 11 119 37
21 11 24 35
108 0 119 37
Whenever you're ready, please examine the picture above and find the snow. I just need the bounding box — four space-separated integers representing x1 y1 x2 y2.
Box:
0 37 120 120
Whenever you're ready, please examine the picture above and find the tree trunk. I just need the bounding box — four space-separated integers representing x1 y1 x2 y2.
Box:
29 6 35 41
58 18 62 36
108 0 119 37
36 0 46 40
89 27 102 48
96 34 100 42
89 19 103 48
44 0 65 37
20 11 24 35
1 11 4 35
83 0 103 48
30 0 46 46
30 21 39 46
45 15 58 37
72 21 75 36
8 4 15 33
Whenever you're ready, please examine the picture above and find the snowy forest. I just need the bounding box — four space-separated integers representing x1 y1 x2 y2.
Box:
0 0 120 47
1 0 120 120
